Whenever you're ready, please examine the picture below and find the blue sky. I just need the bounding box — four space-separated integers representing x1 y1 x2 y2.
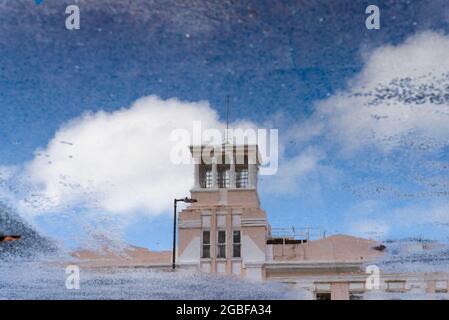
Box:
1 0 449 249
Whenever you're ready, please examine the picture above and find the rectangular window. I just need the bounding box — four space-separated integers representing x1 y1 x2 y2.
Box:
218 169 230 188
217 230 226 259
315 283 331 292
315 292 331 300
202 230 210 258
200 165 213 189
349 282 365 292
205 170 213 188
233 230 241 258
386 281 406 292
436 280 448 293
236 169 248 188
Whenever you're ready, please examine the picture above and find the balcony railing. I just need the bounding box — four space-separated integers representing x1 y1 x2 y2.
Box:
268 226 324 244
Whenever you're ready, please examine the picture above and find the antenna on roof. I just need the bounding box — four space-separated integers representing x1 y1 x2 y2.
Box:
225 95 230 144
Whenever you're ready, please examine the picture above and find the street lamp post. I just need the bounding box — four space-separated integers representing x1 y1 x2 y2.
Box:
173 197 197 270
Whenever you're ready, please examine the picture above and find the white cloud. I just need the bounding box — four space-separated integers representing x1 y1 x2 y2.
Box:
261 147 328 196
354 31 449 88
0 165 15 184
19 31 449 220
298 31 449 153
21 95 318 216
23 96 224 216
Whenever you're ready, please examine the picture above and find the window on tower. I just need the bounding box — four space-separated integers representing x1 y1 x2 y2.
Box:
205 170 213 188
217 230 226 259
236 166 248 188
232 230 241 258
202 230 211 259
217 165 230 188
200 164 213 188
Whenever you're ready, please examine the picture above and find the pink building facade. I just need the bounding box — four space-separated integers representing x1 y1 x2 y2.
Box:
177 144 449 299
178 144 267 280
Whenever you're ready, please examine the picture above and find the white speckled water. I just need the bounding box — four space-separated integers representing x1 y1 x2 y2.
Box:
0 256 306 300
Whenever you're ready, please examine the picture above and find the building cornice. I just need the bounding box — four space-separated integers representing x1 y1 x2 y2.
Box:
264 261 364 270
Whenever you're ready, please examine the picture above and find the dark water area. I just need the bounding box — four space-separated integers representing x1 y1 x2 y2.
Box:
0 203 58 259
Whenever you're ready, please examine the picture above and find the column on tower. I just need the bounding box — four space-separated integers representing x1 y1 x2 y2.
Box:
212 155 218 189
229 151 236 189
191 145 202 189
248 150 257 189
193 158 201 189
